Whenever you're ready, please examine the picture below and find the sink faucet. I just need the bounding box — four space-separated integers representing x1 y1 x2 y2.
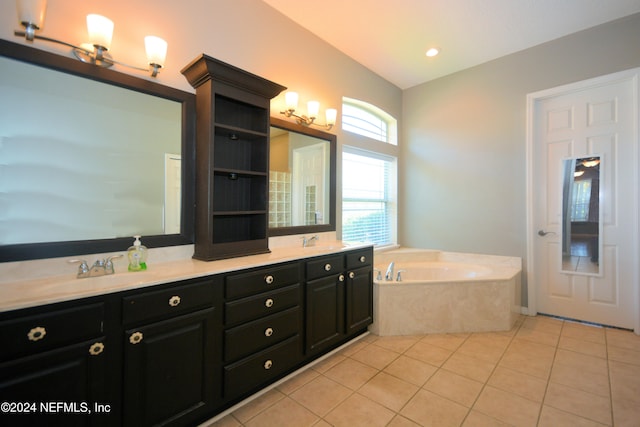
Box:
69 254 123 279
302 235 319 247
385 262 395 281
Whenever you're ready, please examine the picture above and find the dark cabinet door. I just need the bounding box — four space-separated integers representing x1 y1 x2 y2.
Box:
0 338 110 427
305 274 345 354
123 308 216 427
346 266 374 334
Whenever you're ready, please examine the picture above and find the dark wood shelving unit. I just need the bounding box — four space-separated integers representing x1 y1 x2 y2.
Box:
182 54 286 260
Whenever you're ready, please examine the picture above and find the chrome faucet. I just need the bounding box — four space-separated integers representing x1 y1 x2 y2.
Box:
69 254 123 279
302 235 320 247
385 262 395 281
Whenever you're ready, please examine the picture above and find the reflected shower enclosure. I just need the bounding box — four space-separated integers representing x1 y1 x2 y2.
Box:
561 156 602 275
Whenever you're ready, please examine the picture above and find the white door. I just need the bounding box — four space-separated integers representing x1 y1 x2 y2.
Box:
292 143 327 225
527 69 639 331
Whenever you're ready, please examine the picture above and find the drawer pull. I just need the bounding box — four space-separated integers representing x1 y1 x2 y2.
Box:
324 263 332 271
349 272 356 279
265 298 274 308
339 274 345 282
89 342 105 356
168 295 181 307
359 256 366 263
27 326 46 342
265 327 274 337
265 275 274 285
129 331 143 345
264 359 273 370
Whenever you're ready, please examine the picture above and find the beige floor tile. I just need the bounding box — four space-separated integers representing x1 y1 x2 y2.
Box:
289 375 352 416
350 342 400 370
232 388 285 423
561 322 605 344
462 410 512 426
404 340 453 366
324 393 395 427
487 365 547 402
456 335 509 364
420 333 469 351
558 335 606 358
606 328 640 353
473 385 541 427
387 414 422 427
550 359 610 397
400 389 469 427
516 327 560 347
521 316 563 335
205 414 242 427
323 358 378 390
424 369 483 407
608 345 640 366
554 348 608 376
612 396 640 427
339 339 370 356
538 405 607 427
544 382 611 425
244 396 319 427
277 367 320 394
371 335 421 353
609 360 640 404
311 353 346 374
358 371 419 411
312 420 332 427
442 352 496 383
499 348 554 380
383 354 438 386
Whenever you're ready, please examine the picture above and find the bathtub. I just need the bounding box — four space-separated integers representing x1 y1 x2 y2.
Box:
369 248 522 336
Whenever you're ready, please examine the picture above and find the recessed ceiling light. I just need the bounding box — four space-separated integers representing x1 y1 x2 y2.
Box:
425 48 439 57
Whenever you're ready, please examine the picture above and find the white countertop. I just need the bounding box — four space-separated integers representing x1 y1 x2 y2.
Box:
0 241 371 313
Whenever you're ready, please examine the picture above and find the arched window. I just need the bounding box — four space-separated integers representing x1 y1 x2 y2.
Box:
342 97 397 145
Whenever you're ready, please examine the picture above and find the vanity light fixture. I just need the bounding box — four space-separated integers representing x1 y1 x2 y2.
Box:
14 0 167 77
581 158 600 168
281 91 337 130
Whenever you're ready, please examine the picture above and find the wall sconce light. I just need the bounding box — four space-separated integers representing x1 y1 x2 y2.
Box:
14 0 167 77
281 92 337 130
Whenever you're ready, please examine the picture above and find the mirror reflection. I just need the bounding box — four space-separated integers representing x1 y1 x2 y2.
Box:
561 156 601 275
268 117 336 236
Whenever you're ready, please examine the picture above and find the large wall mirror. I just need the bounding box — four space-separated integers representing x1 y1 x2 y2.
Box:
0 40 195 262
561 156 602 275
268 117 336 237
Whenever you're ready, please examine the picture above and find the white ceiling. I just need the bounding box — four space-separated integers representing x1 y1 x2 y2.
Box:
261 0 640 89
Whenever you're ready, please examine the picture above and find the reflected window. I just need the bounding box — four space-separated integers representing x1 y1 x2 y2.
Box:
570 179 592 222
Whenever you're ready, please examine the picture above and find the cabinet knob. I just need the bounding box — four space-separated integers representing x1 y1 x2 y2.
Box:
264 327 274 337
349 272 356 279
129 331 144 345
265 298 274 308
338 274 345 282
264 359 273 370
324 263 332 271
89 342 105 356
265 275 274 284
168 295 181 307
27 326 46 342
359 256 366 263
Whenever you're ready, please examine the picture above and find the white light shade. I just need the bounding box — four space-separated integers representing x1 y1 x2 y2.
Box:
145 36 167 66
307 101 320 118
87 14 114 50
285 92 298 110
325 108 337 126
16 0 47 28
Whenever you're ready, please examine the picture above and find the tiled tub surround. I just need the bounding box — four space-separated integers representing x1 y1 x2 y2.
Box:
0 232 346 311
371 248 522 336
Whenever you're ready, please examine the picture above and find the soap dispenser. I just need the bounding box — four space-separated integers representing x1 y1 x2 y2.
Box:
127 235 148 271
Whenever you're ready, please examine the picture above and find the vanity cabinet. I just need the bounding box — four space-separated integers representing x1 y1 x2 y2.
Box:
305 247 374 355
181 54 286 261
221 263 303 403
0 300 111 427
121 277 220 427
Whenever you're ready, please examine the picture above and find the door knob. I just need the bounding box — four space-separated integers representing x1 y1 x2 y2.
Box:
538 230 556 236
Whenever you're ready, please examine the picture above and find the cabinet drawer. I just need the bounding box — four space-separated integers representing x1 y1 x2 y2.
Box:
122 279 214 325
224 307 300 362
225 284 300 327
346 248 373 269
0 303 104 362
223 335 301 399
306 255 344 281
225 263 300 300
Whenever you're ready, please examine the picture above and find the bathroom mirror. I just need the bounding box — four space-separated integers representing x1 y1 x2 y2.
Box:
0 39 195 262
561 156 602 275
268 117 336 237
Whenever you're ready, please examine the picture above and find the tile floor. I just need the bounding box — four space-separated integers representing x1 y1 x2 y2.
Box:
207 315 640 427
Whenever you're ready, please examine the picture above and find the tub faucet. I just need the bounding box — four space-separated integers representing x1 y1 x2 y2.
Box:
385 262 395 281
